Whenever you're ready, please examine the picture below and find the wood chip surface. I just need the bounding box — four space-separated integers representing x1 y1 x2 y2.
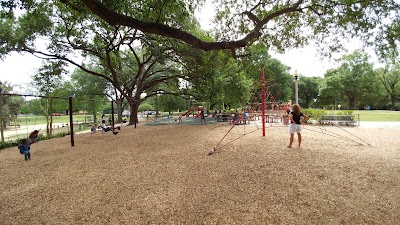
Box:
0 123 399 224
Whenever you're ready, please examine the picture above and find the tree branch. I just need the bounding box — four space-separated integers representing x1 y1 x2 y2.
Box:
74 0 263 51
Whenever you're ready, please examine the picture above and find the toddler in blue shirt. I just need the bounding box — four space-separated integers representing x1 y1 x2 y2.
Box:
18 139 31 161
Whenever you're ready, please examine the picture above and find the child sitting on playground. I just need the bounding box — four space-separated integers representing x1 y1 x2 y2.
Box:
18 139 31 161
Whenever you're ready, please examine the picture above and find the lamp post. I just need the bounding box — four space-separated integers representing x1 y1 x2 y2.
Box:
0 81 4 143
293 70 300 104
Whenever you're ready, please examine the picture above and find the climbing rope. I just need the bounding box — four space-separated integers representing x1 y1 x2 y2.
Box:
208 122 260 155
332 124 371 146
303 124 370 146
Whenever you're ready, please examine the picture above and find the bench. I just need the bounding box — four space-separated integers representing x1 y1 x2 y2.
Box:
319 115 356 126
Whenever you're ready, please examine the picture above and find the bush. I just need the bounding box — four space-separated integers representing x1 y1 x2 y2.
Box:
302 108 327 121
53 131 71 138
335 110 353 115
0 140 20 149
301 109 354 122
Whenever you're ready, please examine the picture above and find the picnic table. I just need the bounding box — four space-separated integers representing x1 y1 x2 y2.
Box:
215 114 233 122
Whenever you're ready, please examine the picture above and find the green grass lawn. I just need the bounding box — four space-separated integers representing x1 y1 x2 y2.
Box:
352 110 400 122
11 110 400 126
13 114 102 126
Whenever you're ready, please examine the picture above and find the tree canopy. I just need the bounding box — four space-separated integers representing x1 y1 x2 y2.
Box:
53 0 400 55
1 0 398 54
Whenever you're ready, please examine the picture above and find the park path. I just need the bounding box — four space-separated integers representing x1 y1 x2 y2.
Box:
3 122 71 140
358 121 400 128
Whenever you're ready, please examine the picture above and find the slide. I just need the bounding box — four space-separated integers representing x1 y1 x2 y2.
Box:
182 108 194 116
194 110 201 117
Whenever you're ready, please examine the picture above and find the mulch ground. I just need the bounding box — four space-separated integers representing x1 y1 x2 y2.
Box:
0 121 399 224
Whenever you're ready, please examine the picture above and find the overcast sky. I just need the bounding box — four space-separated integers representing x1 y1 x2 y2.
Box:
0 3 381 87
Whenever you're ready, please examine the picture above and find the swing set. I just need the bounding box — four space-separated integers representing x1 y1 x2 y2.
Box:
12 114 45 140
1 92 120 147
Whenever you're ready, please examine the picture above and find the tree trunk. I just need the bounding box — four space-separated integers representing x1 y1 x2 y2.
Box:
49 116 53 136
89 102 97 124
348 96 356 110
209 102 216 111
390 94 396 111
93 112 97 125
155 95 159 117
48 98 54 137
116 100 123 123
128 101 139 126
304 98 310 108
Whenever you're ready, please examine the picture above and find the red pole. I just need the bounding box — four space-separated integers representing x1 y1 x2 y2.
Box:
69 96 74 146
261 66 266 136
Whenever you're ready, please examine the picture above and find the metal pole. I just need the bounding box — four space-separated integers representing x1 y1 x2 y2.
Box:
69 96 74 147
0 82 4 143
0 100 3 143
111 100 115 128
295 78 299 104
261 66 266 137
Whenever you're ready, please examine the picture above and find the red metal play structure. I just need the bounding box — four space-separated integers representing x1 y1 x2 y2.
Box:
208 67 290 155
182 106 204 117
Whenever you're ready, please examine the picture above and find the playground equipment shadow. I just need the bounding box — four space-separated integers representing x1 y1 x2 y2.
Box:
145 116 224 126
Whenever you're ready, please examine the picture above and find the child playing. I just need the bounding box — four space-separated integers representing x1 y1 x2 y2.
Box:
100 120 119 135
91 124 97 134
178 109 182 122
100 120 111 132
230 109 239 125
18 139 31 161
200 107 206 124
28 130 39 144
287 104 308 148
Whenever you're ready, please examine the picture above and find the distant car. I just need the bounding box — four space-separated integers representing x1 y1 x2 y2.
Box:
53 113 62 116
147 111 156 115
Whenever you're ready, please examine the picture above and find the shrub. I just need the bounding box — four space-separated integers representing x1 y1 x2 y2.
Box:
301 109 354 122
335 110 353 115
0 140 20 149
302 108 327 121
53 131 70 138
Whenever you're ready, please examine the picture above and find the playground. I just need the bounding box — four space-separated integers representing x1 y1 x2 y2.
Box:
0 119 399 224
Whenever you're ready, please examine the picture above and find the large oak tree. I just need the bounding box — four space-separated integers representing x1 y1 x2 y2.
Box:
1 1 213 124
